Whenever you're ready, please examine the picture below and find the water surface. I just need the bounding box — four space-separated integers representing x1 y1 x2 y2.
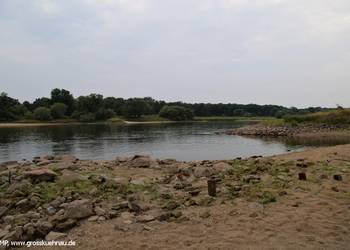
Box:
0 121 347 162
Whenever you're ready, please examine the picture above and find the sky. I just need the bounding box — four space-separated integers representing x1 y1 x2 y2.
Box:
0 0 349 108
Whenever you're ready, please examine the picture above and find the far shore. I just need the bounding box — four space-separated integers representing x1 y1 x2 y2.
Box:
0 116 268 128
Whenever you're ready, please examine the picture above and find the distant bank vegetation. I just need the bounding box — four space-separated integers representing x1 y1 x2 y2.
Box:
0 88 335 122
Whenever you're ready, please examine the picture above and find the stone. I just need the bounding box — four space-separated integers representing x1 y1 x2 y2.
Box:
35 221 53 237
112 201 129 211
0 206 8 218
189 189 201 196
55 219 77 231
46 206 57 215
88 216 99 222
23 223 36 238
128 155 157 168
128 200 148 213
199 210 211 219
193 167 215 178
136 215 155 223
130 177 148 186
61 199 94 219
333 174 343 181
298 173 307 181
243 175 261 183
24 169 57 183
45 231 67 241
116 156 130 163
60 170 87 183
94 206 106 216
120 212 135 221
212 162 232 173
163 200 179 210
55 155 78 163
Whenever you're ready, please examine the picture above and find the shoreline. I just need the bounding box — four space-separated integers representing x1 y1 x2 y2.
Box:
0 145 349 249
226 123 350 139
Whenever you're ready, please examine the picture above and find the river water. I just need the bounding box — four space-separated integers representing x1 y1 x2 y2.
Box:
0 121 348 162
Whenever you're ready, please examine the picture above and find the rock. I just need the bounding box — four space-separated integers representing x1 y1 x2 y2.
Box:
55 155 78 163
15 198 29 208
35 221 53 237
23 223 36 238
45 231 67 241
0 206 8 218
3 226 23 241
46 206 57 215
298 172 307 181
163 201 179 210
199 210 211 219
61 199 94 219
189 189 201 196
0 228 9 239
60 170 87 183
128 200 148 213
116 156 130 163
3 215 15 225
128 155 157 168
193 167 215 178
111 201 129 211
88 216 99 222
50 197 66 208
55 219 77 231
130 177 148 186
243 175 261 183
212 162 232 173
120 212 135 221
24 169 57 183
136 215 155 223
333 174 343 181
94 206 106 216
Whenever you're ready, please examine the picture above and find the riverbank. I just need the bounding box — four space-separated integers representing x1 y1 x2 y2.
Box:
226 123 350 139
0 145 349 249
0 116 270 128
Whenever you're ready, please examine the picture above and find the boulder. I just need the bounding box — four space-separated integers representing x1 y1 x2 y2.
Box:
136 214 155 223
128 155 157 168
24 169 57 183
35 221 53 237
45 231 67 241
55 219 77 231
193 167 215 178
212 162 232 173
60 170 87 183
61 199 94 220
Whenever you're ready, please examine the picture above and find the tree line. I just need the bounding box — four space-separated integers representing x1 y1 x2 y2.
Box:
0 88 327 122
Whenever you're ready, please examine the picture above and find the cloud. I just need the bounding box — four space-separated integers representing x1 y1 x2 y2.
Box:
0 0 349 107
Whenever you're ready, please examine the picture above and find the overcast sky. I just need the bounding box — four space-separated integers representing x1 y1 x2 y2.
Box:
0 0 349 107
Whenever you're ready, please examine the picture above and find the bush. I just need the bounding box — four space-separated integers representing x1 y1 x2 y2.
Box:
95 108 115 120
50 102 67 119
24 111 34 120
79 113 96 122
34 107 52 121
159 106 194 121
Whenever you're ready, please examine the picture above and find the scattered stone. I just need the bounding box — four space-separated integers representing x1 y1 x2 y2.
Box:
333 174 343 181
199 210 211 219
55 219 77 231
189 189 201 196
88 216 99 222
45 231 67 241
112 201 129 211
298 173 307 181
0 206 8 218
61 199 94 219
243 175 261 183
35 221 53 237
136 215 155 223
24 169 57 183
331 186 339 192
129 155 156 168
163 201 179 210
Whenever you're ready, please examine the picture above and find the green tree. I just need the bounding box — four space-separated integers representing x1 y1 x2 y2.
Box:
122 98 152 118
51 88 75 115
95 108 115 120
34 107 52 121
0 92 20 121
50 102 67 119
159 105 194 121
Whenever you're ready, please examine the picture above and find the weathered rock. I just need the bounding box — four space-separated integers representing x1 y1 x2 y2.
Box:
128 155 157 168
0 206 8 218
193 167 215 178
111 201 129 211
55 155 78 163
116 156 130 163
61 199 94 219
136 214 155 223
88 215 99 222
35 221 53 237
45 231 67 241
60 170 87 183
94 206 106 216
130 177 149 186
55 219 77 231
212 162 232 173
24 169 57 183
243 175 261 183
199 210 211 218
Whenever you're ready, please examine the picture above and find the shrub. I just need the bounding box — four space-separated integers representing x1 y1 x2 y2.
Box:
159 106 194 121
50 102 67 119
79 113 96 122
33 107 52 121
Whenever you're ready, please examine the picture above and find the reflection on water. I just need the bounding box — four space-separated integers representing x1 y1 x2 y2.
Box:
1 122 349 162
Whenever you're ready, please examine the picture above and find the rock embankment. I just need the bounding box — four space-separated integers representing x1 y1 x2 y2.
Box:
226 124 348 137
